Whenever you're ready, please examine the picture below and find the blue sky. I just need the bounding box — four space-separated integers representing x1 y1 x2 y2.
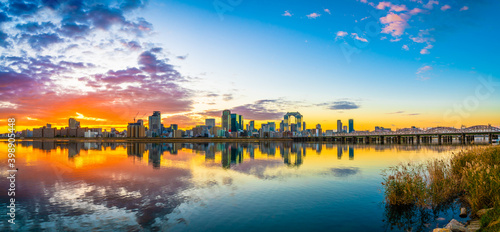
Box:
0 0 499 131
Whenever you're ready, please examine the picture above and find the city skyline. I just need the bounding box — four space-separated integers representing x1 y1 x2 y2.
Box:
1 0 500 133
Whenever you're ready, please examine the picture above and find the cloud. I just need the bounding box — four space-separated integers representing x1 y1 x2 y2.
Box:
351 33 368 42
440 5 451 11
324 9 331 14
376 2 407 12
0 0 194 127
460 6 469 11
176 54 188 60
318 101 360 110
416 65 433 74
387 111 405 114
282 10 292 17
306 13 321 19
409 8 424 15
380 12 409 37
407 113 420 116
420 44 433 54
230 99 288 120
423 0 439 10
402 45 409 51
336 31 348 40
222 94 233 101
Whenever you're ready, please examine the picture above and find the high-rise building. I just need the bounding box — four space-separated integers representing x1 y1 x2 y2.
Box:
148 111 161 136
170 124 178 131
303 122 306 131
230 113 243 132
69 118 80 129
249 120 255 132
205 118 215 128
128 122 146 138
337 120 342 133
343 125 347 132
222 110 231 132
348 119 354 133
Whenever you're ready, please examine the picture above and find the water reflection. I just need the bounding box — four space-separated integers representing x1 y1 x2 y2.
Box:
0 141 473 231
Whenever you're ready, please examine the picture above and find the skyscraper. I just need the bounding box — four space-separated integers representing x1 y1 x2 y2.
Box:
69 118 80 129
205 118 215 128
148 111 161 136
230 113 243 132
337 120 342 133
222 110 231 132
349 119 354 133
249 120 255 132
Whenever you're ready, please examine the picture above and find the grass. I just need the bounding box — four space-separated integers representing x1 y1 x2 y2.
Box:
382 146 500 229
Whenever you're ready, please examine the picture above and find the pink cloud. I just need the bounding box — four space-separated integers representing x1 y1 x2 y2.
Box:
282 10 292 17
306 13 321 19
423 0 439 10
376 2 392 10
416 65 432 74
324 9 331 14
335 31 348 40
402 45 409 51
420 44 433 54
376 2 407 12
441 5 451 11
460 6 469 11
380 12 409 37
351 33 368 42
409 8 424 15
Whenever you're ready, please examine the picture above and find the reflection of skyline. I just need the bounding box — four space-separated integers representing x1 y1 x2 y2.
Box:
4 141 471 231
18 141 467 170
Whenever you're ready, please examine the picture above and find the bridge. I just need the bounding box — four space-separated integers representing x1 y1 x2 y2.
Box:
292 125 500 144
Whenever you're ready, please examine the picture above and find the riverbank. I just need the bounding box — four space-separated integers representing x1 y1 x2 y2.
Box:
382 146 500 231
1 137 293 143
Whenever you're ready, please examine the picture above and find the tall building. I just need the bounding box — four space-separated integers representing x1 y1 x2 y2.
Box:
221 110 231 132
337 120 342 133
249 120 255 132
205 118 215 128
170 124 178 131
343 125 347 132
148 111 161 136
348 119 354 133
303 122 306 131
230 113 243 132
128 122 146 138
69 118 80 129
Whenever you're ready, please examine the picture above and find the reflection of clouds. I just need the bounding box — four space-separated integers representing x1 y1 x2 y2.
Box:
230 159 284 179
325 167 361 177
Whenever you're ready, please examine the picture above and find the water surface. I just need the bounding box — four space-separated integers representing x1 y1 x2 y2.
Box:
0 141 478 231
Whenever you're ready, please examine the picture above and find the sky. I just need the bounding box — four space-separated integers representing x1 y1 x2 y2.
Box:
1 0 499 132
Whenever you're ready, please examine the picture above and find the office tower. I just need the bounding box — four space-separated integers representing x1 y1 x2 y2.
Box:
337 120 342 133
170 124 178 131
222 110 231 131
249 120 255 132
343 125 347 132
205 118 215 128
148 111 161 136
69 118 80 129
268 122 276 132
46 123 51 128
303 122 306 131
239 115 243 131
349 119 354 133
230 113 243 132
